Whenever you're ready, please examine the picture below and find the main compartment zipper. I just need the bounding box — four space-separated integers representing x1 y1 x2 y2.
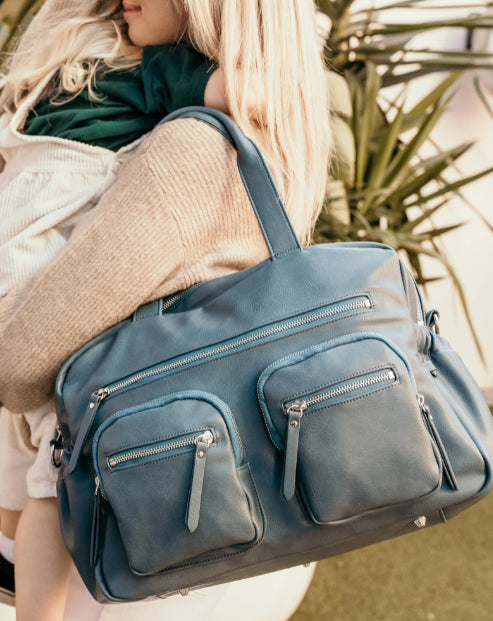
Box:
106 296 372 398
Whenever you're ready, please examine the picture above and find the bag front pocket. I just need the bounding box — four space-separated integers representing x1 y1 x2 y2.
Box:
93 391 261 575
258 333 443 524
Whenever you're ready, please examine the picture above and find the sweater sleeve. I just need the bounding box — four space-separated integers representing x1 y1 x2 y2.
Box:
141 45 215 113
0 118 269 413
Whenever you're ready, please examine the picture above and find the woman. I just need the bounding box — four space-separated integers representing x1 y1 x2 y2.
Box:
0 1 331 619
0 0 233 609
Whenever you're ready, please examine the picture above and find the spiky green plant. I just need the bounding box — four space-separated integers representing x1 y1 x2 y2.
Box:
319 0 493 83
316 0 493 357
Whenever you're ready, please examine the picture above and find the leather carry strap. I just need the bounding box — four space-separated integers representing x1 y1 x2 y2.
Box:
161 107 302 259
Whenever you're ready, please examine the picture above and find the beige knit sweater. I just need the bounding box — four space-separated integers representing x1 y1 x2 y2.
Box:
0 117 310 413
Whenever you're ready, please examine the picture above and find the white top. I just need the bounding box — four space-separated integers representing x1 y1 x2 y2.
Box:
0 78 143 299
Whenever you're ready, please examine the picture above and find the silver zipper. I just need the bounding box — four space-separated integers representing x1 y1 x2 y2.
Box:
162 291 186 312
284 369 396 415
281 368 396 500
108 430 214 468
100 297 372 398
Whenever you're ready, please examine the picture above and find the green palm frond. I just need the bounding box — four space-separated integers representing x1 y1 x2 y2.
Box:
320 0 493 85
316 67 492 361
314 1 493 357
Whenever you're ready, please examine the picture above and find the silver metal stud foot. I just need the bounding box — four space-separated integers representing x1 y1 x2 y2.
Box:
413 516 427 529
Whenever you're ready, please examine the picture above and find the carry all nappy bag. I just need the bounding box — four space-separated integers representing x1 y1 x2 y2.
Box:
53 108 493 603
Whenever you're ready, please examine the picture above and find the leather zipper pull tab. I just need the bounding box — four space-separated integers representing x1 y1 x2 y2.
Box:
68 389 108 474
283 401 306 501
90 477 104 567
186 431 213 533
418 394 458 491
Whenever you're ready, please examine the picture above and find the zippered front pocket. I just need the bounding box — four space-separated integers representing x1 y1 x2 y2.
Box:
92 391 262 575
258 333 443 524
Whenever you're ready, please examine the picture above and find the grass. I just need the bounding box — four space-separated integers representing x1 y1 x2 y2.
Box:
290 411 493 621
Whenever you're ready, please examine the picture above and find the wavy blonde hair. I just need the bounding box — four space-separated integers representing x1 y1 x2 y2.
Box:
181 0 331 242
2 0 330 243
0 0 142 111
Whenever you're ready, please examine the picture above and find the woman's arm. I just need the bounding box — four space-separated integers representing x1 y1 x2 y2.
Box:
0 118 269 413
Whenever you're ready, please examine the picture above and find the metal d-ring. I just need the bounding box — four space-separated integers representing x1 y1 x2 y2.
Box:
50 426 64 468
425 309 440 334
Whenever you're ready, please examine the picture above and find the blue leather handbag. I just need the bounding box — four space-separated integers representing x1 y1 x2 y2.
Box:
54 108 493 603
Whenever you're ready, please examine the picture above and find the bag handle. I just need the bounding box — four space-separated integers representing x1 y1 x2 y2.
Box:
161 107 302 258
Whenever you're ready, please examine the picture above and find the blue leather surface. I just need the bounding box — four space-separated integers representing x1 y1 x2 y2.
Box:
55 108 493 603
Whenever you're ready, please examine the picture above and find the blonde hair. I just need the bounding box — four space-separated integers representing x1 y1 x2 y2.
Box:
2 0 331 243
182 0 331 243
0 0 142 111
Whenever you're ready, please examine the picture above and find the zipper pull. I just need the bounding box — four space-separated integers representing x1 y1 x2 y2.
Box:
90 477 104 567
68 388 109 474
282 400 307 501
418 394 458 491
186 431 214 533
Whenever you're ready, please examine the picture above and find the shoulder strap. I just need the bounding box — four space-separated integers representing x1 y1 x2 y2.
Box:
161 107 302 258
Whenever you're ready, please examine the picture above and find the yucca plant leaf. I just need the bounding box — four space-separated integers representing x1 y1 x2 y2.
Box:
473 75 493 119
354 48 493 61
380 68 462 87
438 180 493 234
378 57 493 71
374 110 430 139
399 199 450 233
315 1 493 357
413 223 466 240
317 0 356 21
341 17 493 41
349 33 416 53
344 70 364 156
407 72 460 117
388 142 474 201
406 166 493 207
355 62 380 192
382 95 452 190
361 102 406 213
351 1 493 14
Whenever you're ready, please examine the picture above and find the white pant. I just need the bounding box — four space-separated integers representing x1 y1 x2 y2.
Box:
0 402 58 510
